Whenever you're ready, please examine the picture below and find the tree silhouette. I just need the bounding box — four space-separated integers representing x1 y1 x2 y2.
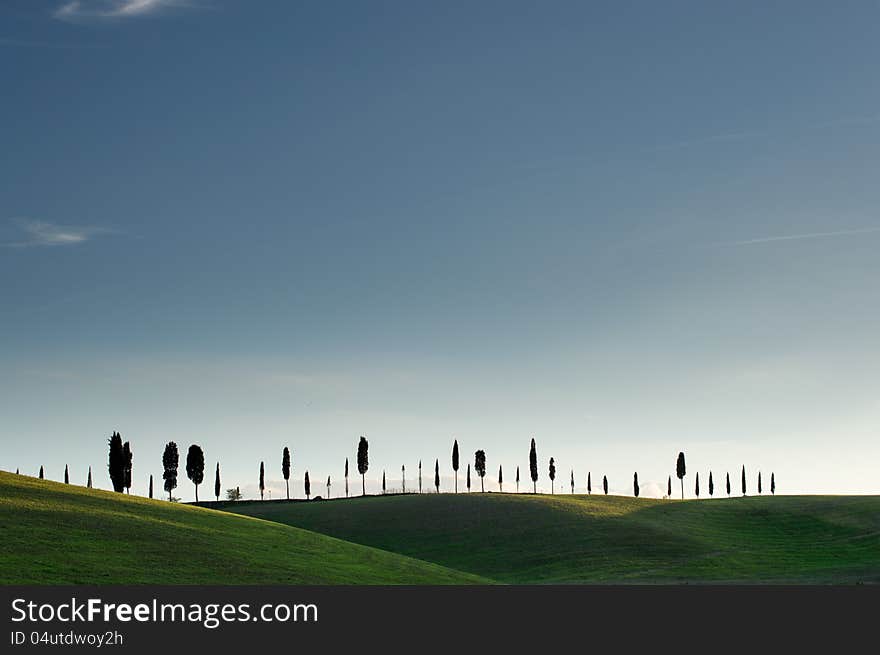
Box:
186 444 205 502
603 475 608 495
419 460 423 494
162 442 179 501
452 439 460 493
709 471 714 497
382 470 386 495
327 475 331 498
570 470 574 494
402 464 406 494
259 461 265 500
726 472 731 496
148 474 152 498
588 472 592 495
771 472 776 495
741 465 746 496
695 471 700 497
667 475 671 499
108 431 125 492
474 450 486 492
434 459 440 493
633 472 640 497
345 457 349 498
357 436 369 496
758 471 762 495
529 438 538 493
498 465 503 492
282 446 291 500
39 465 44 479
516 466 520 493
304 471 310 499
466 463 471 492
88 467 93 489
123 441 132 494
226 486 242 501
676 451 686 500
549 457 556 494
214 463 221 501
64 465 69 484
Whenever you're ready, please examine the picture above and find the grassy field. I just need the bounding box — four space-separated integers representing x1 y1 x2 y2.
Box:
226 492 880 584
0 471 487 584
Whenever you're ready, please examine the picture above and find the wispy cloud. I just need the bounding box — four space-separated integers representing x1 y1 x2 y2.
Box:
53 0 200 21
2 218 113 248
720 226 880 247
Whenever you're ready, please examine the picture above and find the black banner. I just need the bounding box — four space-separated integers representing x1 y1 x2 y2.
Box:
2 585 874 652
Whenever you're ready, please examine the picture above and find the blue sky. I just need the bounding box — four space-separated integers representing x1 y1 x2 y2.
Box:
2 1 879 499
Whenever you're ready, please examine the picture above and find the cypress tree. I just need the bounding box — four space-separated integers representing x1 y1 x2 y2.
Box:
64 465 69 484
726 472 731 496
39 465 44 479
402 464 406 493
452 439 460 493
186 444 205 502
434 458 440 493
548 457 556 494
529 438 538 493
327 475 331 498
667 475 671 499
771 472 776 495
695 471 700 497
633 471 640 497
758 471 762 495
214 463 221 501
345 457 349 498
498 465 503 492
357 436 369 496
382 470 386 495
148 474 153 499
259 461 265 500
603 475 608 495
123 441 132 493
87 466 92 489
588 472 592 494
15 468 19 475
676 451 686 500
282 446 291 500
709 471 714 496
570 470 574 494
741 465 746 496
474 450 486 492
162 442 178 501
108 431 125 492
516 465 520 493
466 463 471 492
418 460 423 493
304 471 310 499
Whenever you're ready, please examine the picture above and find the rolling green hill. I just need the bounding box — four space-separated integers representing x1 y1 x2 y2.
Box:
226 492 880 584
0 471 487 584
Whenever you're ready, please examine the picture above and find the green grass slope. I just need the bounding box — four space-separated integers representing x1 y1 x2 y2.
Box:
0 472 487 584
226 492 880 584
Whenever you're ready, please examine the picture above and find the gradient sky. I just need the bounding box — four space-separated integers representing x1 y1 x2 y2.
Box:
2 1 879 500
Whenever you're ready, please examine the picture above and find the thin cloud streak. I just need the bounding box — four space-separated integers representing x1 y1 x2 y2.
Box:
1 218 114 248
53 0 201 21
720 226 880 247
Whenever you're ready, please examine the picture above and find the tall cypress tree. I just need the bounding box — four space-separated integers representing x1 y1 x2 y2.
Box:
709 471 714 496
357 436 369 496
676 451 686 500
122 441 133 494
282 446 291 500
87 466 93 489
402 464 406 493
186 444 205 502
516 466 520 493
108 431 125 492
382 470 386 495
741 465 746 496
695 471 700 497
633 472 640 497
548 457 556 494
214 463 221 501
259 461 265 500
570 470 574 494
726 472 731 496
39 465 44 479
474 451 486 492
452 439 460 493
345 457 349 498
162 441 179 501
603 475 608 495
418 460 422 494
64 465 69 484
667 475 671 499
529 438 538 493
434 458 440 493
304 471 310 499
466 463 471 492
758 471 762 495
148 474 153 499
327 475 331 498
498 465 503 492
588 471 592 495
771 472 776 495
